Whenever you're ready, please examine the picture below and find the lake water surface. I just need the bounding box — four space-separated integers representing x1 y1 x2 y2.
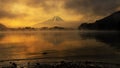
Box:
0 30 120 63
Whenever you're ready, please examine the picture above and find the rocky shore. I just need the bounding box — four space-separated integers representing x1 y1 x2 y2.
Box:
1 60 120 68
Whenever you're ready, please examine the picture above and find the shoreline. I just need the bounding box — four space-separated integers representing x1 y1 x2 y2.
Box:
0 60 120 68
0 57 120 64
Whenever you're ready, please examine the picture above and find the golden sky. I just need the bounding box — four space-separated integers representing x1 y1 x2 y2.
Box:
0 0 120 27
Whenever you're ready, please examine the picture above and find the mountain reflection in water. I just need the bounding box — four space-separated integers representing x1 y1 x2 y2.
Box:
0 31 119 63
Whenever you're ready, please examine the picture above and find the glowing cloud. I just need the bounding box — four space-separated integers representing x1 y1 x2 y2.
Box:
0 0 119 27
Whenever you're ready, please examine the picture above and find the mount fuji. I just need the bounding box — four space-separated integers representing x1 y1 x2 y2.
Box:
33 16 79 28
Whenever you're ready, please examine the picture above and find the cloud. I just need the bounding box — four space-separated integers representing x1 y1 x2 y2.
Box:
0 6 28 19
26 0 63 12
64 0 120 21
1 0 119 24
0 0 28 19
26 0 46 6
0 10 15 18
0 10 27 19
0 0 63 14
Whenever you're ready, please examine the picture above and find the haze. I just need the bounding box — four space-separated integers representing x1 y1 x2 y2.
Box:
0 0 120 27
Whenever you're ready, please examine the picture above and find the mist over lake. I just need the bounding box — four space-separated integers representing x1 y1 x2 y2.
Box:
0 30 119 63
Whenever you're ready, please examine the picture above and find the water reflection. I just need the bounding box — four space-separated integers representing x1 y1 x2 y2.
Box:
80 31 120 48
0 31 119 63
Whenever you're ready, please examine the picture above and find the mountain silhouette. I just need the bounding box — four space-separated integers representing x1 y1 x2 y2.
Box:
42 16 64 24
0 23 7 30
52 16 64 22
33 16 79 28
79 11 120 30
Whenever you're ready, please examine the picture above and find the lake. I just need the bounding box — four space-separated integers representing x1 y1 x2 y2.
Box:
0 30 120 63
